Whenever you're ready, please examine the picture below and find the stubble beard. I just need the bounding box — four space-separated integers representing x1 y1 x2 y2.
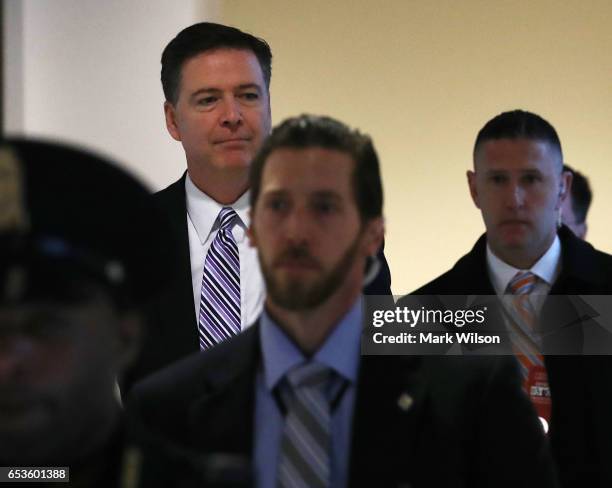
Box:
261 237 363 311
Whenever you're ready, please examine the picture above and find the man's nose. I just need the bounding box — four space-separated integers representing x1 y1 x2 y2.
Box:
505 182 526 209
220 97 243 129
284 206 311 243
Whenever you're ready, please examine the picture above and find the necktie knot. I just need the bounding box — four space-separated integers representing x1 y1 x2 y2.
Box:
280 362 346 412
286 362 332 390
508 271 536 295
218 207 238 231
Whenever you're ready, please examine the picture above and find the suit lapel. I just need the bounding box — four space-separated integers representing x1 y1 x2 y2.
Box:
453 234 496 294
550 226 607 294
348 356 427 486
188 326 260 456
441 235 512 350
155 174 199 355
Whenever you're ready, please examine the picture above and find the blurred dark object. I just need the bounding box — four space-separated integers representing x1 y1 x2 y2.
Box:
0 138 176 309
0 138 177 488
562 164 592 240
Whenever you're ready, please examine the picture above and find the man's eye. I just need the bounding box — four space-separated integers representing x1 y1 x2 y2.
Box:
490 175 506 184
24 314 71 340
522 174 540 184
313 201 337 214
240 92 259 101
196 96 217 106
268 199 287 211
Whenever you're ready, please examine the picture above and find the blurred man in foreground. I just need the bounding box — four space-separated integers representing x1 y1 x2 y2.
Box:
0 140 175 487
129 115 556 487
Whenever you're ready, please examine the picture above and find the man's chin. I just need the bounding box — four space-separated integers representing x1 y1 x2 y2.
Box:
496 224 532 245
212 150 254 170
500 236 529 249
267 279 324 311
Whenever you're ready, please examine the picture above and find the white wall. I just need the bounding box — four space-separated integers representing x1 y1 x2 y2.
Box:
3 0 220 189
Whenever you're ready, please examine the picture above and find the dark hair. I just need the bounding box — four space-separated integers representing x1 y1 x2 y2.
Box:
161 22 272 105
474 109 563 166
249 114 383 222
563 164 592 223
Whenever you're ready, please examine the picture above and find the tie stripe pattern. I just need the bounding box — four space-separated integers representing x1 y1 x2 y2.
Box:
198 207 240 350
506 271 545 381
278 362 342 488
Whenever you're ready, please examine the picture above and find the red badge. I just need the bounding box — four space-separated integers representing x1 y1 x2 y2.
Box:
525 365 551 433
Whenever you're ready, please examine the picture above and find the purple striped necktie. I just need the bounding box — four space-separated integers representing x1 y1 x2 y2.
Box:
198 207 241 350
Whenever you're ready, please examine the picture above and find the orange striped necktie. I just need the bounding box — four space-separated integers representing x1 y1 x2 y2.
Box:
507 271 551 432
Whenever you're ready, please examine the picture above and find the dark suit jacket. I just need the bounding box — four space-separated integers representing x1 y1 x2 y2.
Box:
128 321 557 488
402 226 612 488
125 174 393 389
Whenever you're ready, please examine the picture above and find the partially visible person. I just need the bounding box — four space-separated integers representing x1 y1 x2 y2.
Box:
561 164 592 239
0 139 176 487
403 110 612 488
129 115 557 488
128 22 392 389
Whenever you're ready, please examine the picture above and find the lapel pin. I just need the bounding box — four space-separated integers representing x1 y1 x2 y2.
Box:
397 392 414 412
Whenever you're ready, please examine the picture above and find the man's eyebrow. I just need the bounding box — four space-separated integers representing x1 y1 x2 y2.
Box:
189 83 263 100
236 83 263 93
189 87 220 100
262 189 288 198
311 190 342 200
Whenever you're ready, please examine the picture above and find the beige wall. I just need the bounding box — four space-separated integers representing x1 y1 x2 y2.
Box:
221 0 612 295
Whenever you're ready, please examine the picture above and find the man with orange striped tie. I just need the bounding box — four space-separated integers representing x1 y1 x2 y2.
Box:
407 110 612 488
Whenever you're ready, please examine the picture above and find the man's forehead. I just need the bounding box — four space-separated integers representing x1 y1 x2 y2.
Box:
261 147 354 189
475 138 560 169
181 48 265 82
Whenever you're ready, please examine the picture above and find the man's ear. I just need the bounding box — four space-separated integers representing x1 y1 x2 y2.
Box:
467 170 480 209
164 101 182 142
363 216 384 257
556 170 573 211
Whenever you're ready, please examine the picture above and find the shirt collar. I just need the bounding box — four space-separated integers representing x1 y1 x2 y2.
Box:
259 298 363 392
184 173 250 244
486 235 561 294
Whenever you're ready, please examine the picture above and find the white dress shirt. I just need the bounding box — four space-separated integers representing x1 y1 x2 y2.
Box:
185 174 265 331
486 235 562 314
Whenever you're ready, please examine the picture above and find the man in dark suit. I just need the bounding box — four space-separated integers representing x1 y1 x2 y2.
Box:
403 110 612 487
129 115 556 487
0 139 175 487
127 23 391 387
